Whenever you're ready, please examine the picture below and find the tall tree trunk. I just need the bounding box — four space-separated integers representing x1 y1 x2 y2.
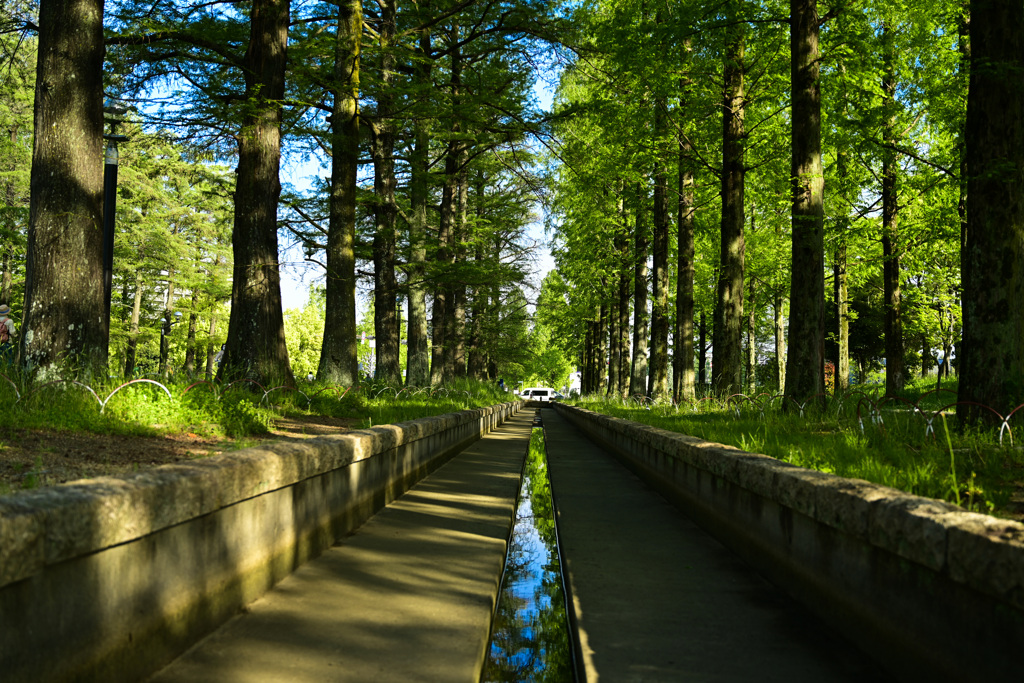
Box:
22 0 107 376
1 158 12 306
713 14 746 395
468 177 488 380
629 190 649 397
698 310 707 389
597 301 608 395
774 292 786 392
451 166 469 378
615 193 630 398
607 288 619 396
835 152 851 392
881 23 905 396
675 119 696 403
371 0 400 384
183 291 199 376
405 22 432 387
960 0 1024 422
123 269 144 378
582 321 593 395
159 275 175 377
957 4 970 361
650 100 670 401
785 0 825 404
835 241 849 391
318 0 361 386
746 278 756 393
431 29 463 386
219 0 294 385
1 247 11 306
205 313 218 380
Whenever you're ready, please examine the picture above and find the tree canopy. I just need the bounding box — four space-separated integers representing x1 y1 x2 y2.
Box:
1 0 1020 418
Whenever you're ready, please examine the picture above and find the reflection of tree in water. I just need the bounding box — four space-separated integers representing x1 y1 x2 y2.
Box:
482 430 573 682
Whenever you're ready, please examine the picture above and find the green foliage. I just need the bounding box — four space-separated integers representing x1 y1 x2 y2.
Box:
284 285 327 379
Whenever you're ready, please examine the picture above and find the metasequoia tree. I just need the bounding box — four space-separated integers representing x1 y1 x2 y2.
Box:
959 0 1024 420
369 0 401 384
712 7 746 395
219 0 293 384
109 0 294 384
316 0 362 385
22 0 107 375
880 21 905 395
629 187 649 397
784 0 826 404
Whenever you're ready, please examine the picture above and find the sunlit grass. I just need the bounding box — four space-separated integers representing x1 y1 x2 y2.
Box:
571 379 1022 517
0 368 514 441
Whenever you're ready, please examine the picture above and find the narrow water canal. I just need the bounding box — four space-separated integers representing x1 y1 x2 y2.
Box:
481 417 575 682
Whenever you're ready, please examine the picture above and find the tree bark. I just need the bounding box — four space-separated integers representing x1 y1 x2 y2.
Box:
183 291 199 376
785 0 825 404
22 0 107 376
675 121 696 403
159 274 175 378
607 295 619 396
205 313 218 380
597 301 608 395
467 175 488 380
713 14 746 395
958 4 966 309
629 189 649 397
219 0 294 386
451 165 469 378
698 310 707 389
960 0 1024 421
405 21 432 387
371 0 401 384
123 269 144 378
834 152 850 391
1 247 11 306
430 29 464 386
318 0 361 386
650 100 670 401
746 278 756 393
774 292 786 392
881 23 905 396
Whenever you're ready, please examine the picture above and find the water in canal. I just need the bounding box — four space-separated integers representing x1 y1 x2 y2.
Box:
481 422 575 682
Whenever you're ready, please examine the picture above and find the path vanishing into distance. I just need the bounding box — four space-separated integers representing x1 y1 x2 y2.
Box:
147 408 887 682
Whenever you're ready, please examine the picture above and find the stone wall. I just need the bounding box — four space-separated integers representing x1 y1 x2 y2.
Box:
0 402 520 683
553 403 1024 683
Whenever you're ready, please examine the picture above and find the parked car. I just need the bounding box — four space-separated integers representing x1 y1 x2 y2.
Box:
519 387 560 402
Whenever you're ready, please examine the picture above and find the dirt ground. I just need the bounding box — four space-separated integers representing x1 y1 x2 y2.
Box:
0 414 358 495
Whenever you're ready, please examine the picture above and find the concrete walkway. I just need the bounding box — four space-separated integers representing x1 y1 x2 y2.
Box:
541 406 891 682
148 411 534 683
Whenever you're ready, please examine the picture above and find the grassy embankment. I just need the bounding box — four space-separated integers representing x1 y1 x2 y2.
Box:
0 372 513 494
573 378 1024 518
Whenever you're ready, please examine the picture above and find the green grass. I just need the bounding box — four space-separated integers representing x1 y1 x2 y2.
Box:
572 379 1023 517
0 370 514 441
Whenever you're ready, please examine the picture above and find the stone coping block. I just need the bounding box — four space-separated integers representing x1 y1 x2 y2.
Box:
1 402 520 683
553 402 1024 681
0 403 514 589
553 404 1024 612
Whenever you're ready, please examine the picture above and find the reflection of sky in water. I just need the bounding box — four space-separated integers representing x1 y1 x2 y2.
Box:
482 432 573 683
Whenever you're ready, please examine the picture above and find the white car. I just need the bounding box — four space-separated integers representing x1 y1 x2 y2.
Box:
520 387 561 402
